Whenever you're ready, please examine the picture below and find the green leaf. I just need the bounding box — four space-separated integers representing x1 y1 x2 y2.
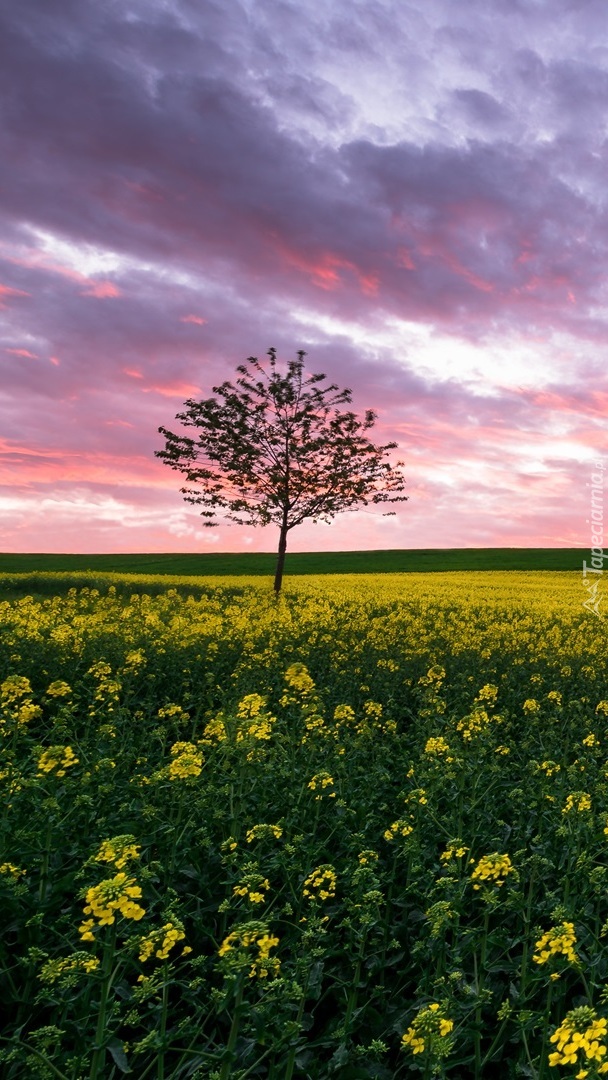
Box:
107 1040 131 1074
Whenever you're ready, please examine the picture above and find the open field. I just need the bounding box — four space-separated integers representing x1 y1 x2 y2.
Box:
1 570 607 1078
0 547 586 577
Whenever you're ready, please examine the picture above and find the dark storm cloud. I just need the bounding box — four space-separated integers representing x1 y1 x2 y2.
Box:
2 0 607 336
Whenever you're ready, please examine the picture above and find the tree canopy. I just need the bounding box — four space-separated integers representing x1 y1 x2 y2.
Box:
156 349 407 592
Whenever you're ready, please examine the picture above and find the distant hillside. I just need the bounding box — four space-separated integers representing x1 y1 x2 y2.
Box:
0 548 585 576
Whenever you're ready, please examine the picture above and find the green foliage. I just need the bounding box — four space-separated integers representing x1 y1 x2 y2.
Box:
0 572 606 1078
0 547 586 585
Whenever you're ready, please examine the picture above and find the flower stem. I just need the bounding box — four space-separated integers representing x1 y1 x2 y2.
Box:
89 923 117 1080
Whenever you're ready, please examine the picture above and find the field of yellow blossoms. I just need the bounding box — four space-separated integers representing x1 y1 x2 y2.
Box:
1 570 607 1078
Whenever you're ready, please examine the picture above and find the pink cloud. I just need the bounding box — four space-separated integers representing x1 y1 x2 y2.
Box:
5 347 38 358
143 382 200 397
180 314 207 325
0 283 30 307
81 281 121 298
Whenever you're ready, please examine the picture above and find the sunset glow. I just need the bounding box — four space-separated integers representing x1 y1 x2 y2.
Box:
1 0 606 552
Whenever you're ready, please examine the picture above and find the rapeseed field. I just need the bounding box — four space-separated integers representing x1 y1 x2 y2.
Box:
1 571 607 1078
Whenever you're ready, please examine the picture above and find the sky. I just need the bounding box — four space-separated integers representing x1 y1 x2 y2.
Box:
1 0 607 554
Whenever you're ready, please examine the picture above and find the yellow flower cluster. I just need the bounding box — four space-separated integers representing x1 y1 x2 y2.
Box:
583 733 600 747
418 666 446 686
45 680 72 697
79 873 145 938
562 792 592 814
157 702 190 723
523 699 541 714
123 649 146 670
384 820 414 842
401 1002 454 1058
308 772 336 799
475 683 498 704
0 862 26 879
36 745 79 777
87 661 122 713
333 704 356 725
440 841 469 863
1 675 34 705
233 874 271 905
549 1007 608 1072
1 675 42 730
280 664 325 740
540 760 561 777
39 953 100 983
236 694 276 742
218 922 280 979
457 708 493 740
424 736 451 757
138 920 189 963
470 853 514 890
245 824 283 843
168 741 204 780
201 716 227 743
303 865 337 901
282 663 317 696
358 850 379 866
533 922 578 966
405 788 428 806
94 835 141 869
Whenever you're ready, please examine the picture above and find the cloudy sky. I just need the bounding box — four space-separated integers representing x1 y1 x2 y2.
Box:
1 0 606 553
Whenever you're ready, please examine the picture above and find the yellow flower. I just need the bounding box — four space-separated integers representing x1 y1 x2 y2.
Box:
540 760 561 777
246 824 283 843
533 922 578 966
283 664 316 695
440 841 469 862
471 853 514 890
37 745 79 778
138 920 187 963
303 865 337 902
401 1002 454 1060
94 836 141 870
1 675 34 704
523 698 541 715
384 820 414 842
562 792 592 815
549 1008 608 1071
232 874 271 905
81 872 145 933
418 666 445 685
308 772 336 799
456 708 493 739
424 736 451 756
0 862 26 879
168 742 204 780
218 921 280 979
46 680 72 697
476 684 498 703
39 953 101 983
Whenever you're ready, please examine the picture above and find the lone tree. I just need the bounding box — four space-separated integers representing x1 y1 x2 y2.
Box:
156 349 408 594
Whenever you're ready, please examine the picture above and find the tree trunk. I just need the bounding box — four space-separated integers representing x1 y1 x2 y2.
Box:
273 519 289 595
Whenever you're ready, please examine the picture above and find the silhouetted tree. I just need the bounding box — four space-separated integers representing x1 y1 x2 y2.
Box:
156 349 408 593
